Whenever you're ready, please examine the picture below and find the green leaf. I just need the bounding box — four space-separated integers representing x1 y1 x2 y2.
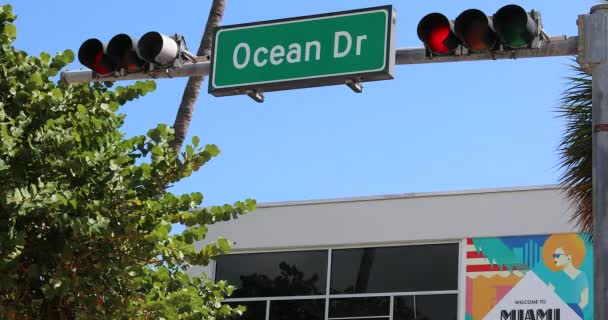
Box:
184 214 198 227
191 192 203 205
4 23 16 38
54 194 68 206
189 226 207 241
141 163 152 178
148 128 161 142
62 49 75 63
77 104 87 115
218 238 231 253
186 145 194 157
31 73 43 86
50 88 62 99
40 52 51 64
205 144 221 157
151 146 163 156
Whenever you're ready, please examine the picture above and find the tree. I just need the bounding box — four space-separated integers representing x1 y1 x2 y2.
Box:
557 63 592 235
0 5 255 319
170 0 227 152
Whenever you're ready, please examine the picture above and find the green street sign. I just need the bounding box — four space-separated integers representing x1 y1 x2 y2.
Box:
209 6 397 97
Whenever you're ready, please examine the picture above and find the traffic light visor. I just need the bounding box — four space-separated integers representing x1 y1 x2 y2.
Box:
417 13 460 55
493 5 537 48
107 34 145 72
138 32 179 67
455 9 498 52
78 39 114 74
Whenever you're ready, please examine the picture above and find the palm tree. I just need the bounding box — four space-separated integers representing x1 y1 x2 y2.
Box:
170 0 226 152
557 63 592 234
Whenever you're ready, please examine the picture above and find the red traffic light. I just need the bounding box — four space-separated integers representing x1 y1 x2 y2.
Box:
455 9 498 52
78 39 115 74
417 13 461 55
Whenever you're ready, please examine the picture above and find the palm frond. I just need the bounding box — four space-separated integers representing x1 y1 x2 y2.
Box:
557 63 592 234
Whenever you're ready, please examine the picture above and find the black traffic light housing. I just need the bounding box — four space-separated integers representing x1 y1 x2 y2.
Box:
455 9 499 53
417 4 547 58
107 34 146 73
77 32 194 76
417 13 461 57
78 39 116 75
493 5 541 50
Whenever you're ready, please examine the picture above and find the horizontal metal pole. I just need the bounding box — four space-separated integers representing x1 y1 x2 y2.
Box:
60 36 579 84
396 36 579 65
60 61 211 84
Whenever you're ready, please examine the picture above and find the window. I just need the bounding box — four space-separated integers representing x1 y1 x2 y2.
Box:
393 296 415 320
215 250 327 298
413 294 458 320
269 299 325 320
330 244 459 294
329 297 389 319
216 243 459 320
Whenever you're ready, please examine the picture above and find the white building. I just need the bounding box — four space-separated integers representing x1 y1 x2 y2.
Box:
194 186 592 320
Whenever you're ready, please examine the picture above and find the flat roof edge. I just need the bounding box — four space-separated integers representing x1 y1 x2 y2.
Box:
257 185 563 208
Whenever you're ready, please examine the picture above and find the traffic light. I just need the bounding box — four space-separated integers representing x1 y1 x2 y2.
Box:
493 5 540 49
417 13 460 55
78 39 115 74
107 34 145 73
417 4 545 57
137 32 181 68
455 9 498 52
77 32 191 75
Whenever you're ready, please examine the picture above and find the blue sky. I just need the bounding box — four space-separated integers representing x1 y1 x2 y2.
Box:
12 0 597 207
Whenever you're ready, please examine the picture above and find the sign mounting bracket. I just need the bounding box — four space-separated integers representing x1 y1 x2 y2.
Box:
246 89 265 103
345 79 363 93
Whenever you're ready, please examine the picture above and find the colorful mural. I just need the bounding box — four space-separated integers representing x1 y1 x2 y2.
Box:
465 234 593 320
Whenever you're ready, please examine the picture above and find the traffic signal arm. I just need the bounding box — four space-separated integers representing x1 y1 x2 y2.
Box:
61 60 210 84
61 36 577 84
397 35 577 65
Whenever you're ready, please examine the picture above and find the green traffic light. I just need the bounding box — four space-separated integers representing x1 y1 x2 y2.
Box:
499 25 528 47
493 5 538 49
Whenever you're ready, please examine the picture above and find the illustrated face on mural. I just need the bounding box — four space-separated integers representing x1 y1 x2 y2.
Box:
553 247 571 268
543 234 586 272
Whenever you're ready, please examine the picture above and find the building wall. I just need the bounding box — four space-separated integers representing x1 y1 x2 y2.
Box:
198 185 576 253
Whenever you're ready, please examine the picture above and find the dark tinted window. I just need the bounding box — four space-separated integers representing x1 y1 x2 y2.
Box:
226 301 266 320
329 297 390 318
330 244 458 294
215 250 327 298
393 296 416 320
415 295 458 320
269 299 325 320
